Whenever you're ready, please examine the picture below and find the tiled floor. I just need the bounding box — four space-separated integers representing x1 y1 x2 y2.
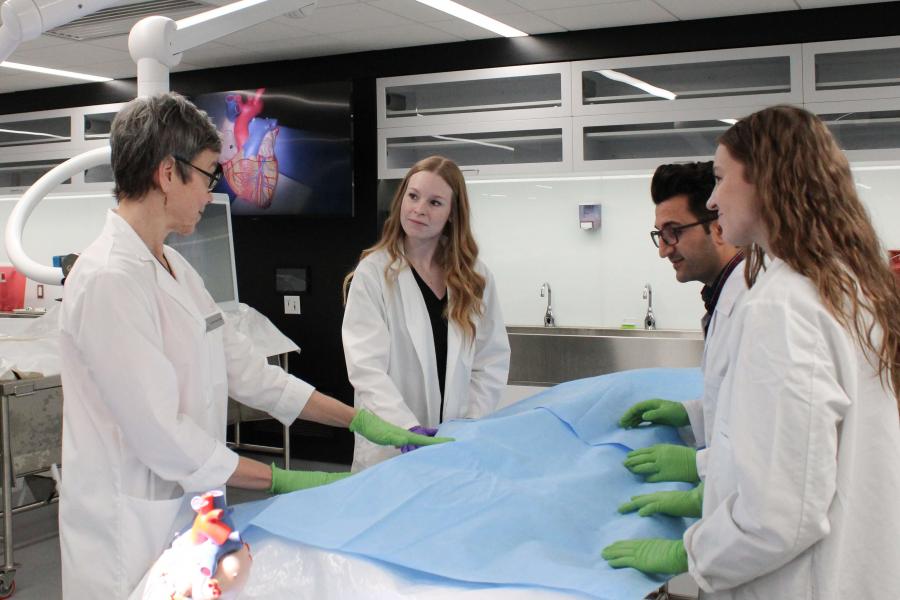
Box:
4 455 347 600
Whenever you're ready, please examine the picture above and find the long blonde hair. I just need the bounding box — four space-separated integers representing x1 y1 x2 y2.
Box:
343 156 485 342
719 105 900 402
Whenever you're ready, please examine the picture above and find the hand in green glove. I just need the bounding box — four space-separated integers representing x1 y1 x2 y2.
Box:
602 538 688 575
619 398 689 429
618 483 704 518
623 444 699 483
349 409 455 448
269 464 352 495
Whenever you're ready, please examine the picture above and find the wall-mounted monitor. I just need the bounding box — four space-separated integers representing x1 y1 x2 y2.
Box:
193 82 354 217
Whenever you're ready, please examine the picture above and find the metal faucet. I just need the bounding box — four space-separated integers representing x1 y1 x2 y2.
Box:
643 283 656 330
540 282 555 327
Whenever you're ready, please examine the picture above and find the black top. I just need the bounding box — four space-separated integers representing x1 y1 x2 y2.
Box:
410 266 449 421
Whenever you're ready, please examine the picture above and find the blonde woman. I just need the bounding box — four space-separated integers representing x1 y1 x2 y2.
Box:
603 105 900 598
343 156 510 470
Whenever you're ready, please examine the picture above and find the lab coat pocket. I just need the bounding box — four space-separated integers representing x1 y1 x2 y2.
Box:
118 492 190 592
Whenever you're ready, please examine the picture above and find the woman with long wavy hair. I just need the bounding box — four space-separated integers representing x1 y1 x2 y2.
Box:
603 105 900 598
342 156 510 470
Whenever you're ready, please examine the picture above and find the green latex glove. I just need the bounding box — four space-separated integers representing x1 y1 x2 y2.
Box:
349 409 455 448
619 399 689 429
602 538 688 575
269 464 352 495
619 483 704 518
623 444 699 483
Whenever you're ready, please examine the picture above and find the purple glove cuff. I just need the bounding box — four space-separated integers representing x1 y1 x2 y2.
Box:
410 425 439 437
401 425 439 454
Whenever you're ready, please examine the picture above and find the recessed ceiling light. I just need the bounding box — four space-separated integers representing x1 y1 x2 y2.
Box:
0 61 113 83
415 0 527 38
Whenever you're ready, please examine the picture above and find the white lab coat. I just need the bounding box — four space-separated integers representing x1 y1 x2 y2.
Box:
680 263 747 479
58 210 314 598
683 258 900 599
343 249 510 471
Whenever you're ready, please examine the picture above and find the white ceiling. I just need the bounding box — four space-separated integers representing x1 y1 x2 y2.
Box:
0 0 890 94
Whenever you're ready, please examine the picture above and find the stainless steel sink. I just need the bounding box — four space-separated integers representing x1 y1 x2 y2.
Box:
506 326 704 386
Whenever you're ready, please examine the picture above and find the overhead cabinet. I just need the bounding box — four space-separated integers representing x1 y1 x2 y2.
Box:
376 63 571 128
376 38 900 176
574 105 767 171
571 45 802 116
810 98 900 162
0 103 122 192
378 118 571 179
803 35 900 102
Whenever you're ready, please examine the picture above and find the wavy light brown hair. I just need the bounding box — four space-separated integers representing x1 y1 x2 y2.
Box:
719 105 900 403
343 156 485 342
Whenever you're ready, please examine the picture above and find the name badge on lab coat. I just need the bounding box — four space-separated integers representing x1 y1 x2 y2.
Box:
205 312 225 332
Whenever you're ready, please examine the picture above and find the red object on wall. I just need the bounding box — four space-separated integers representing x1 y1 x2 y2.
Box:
0 266 26 312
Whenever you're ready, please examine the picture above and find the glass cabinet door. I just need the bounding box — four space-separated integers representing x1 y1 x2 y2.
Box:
377 64 570 128
573 45 801 115
574 107 763 171
809 100 900 161
83 112 117 140
378 118 571 178
0 116 71 147
803 36 900 102
0 159 70 188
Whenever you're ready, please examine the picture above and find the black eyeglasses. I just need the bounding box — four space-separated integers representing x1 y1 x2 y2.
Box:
173 155 223 192
650 215 718 248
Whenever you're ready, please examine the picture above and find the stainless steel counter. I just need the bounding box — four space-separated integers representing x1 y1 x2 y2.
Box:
507 326 704 386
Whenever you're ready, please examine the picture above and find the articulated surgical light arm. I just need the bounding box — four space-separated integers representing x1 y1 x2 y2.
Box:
4 146 111 284
129 0 316 96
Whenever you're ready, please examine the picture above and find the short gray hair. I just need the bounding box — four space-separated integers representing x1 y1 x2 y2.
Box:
110 92 221 200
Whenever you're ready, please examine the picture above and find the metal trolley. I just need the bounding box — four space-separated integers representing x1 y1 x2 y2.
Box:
0 375 63 598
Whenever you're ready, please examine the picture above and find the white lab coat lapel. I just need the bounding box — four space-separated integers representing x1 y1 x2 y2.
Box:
155 247 207 326
702 266 744 369
109 212 205 327
397 266 441 424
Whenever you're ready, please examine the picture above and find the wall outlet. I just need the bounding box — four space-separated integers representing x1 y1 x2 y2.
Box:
284 295 301 315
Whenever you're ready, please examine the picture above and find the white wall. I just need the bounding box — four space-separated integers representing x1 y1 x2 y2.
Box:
468 166 900 331
0 193 115 307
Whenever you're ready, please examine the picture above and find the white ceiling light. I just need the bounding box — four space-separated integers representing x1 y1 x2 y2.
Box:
0 61 113 82
719 118 738 125
597 69 676 101
415 0 527 38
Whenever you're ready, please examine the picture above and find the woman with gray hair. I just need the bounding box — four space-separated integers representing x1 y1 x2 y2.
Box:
57 92 449 598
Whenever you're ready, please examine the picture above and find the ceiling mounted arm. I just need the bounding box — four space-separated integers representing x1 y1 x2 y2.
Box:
0 0 122 62
129 0 316 97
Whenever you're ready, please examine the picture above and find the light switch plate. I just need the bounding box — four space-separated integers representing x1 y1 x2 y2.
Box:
284 295 301 315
